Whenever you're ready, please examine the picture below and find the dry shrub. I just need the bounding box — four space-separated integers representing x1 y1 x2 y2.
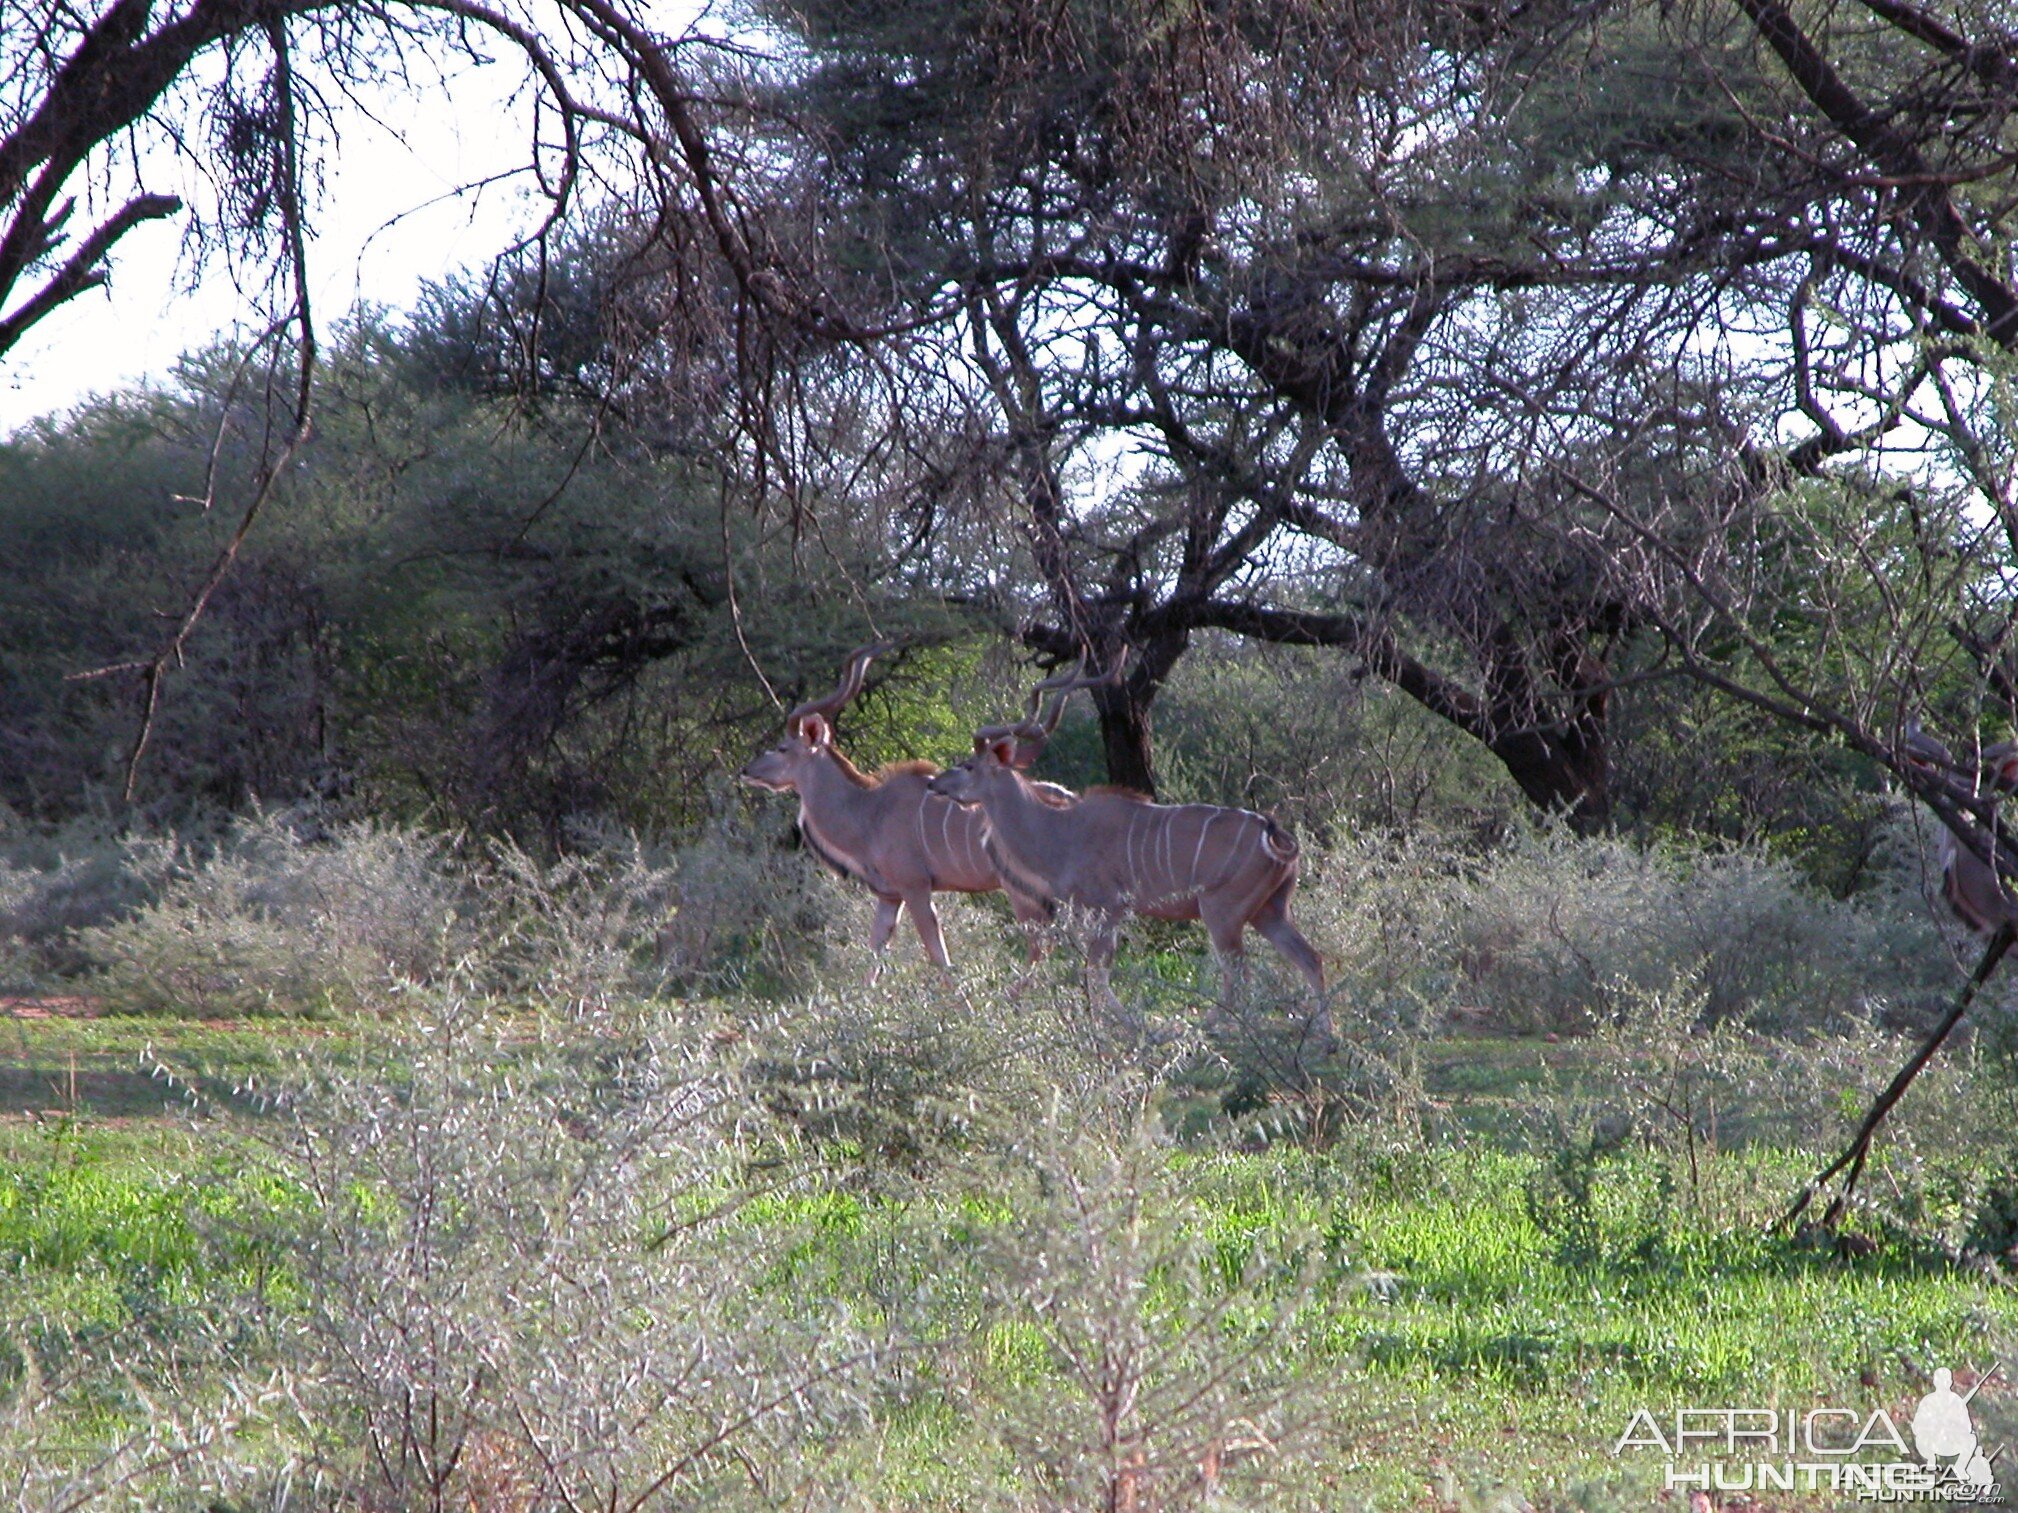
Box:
746 951 1125 1185
0 821 174 990
1445 827 1945 1032
46 802 842 1017
1298 821 1950 1036
652 805 845 996
951 1091 1322 1512
481 822 682 1018
1207 979 1440 1153
249 992 875 1509
475 809 849 1014
1 1310 282 1513
1511 970 2018 1250
3 991 887 1509
77 812 467 1015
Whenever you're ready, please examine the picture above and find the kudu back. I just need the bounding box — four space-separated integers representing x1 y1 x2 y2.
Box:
928 661 1328 1025
739 643 1058 981
1903 726 2018 934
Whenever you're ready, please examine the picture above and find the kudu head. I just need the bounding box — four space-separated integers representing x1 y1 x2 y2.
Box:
930 654 1124 806
1903 721 2018 935
740 641 895 793
1902 722 2018 795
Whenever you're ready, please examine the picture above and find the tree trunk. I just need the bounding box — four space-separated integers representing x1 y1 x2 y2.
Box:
1086 629 1188 796
1094 684 1157 793
1490 724 1610 833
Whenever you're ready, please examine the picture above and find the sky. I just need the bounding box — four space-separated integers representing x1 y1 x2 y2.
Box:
0 54 544 437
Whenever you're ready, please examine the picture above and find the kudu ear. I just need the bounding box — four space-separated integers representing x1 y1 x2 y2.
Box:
1993 747 2018 791
985 736 1017 766
801 713 833 749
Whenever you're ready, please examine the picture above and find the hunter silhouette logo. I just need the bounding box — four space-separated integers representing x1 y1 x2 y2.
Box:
1615 1364 2006 1502
1912 1368 1999 1493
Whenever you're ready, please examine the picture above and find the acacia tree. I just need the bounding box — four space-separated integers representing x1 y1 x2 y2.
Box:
758 0 2018 839
1383 0 2018 869
760 0 1806 820
1587 0 2018 874
1593 0 2018 1220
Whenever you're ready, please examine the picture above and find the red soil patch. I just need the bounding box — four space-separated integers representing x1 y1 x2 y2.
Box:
1 995 102 1019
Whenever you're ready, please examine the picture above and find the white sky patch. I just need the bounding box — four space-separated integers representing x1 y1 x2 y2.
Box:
2 50 564 437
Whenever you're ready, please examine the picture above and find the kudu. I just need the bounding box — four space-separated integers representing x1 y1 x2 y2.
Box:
928 661 1329 1030
739 643 1063 982
1903 726 2018 934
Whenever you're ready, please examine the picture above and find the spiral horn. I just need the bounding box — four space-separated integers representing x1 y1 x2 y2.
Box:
787 641 899 735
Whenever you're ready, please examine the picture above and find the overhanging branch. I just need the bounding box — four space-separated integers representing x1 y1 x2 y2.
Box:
0 190 178 358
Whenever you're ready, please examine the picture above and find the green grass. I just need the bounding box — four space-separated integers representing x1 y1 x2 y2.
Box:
0 1121 296 1325
733 1142 2016 1503
3 1007 2014 1509
0 1011 351 1118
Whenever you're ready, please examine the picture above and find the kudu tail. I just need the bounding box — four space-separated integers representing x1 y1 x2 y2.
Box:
1260 815 1300 866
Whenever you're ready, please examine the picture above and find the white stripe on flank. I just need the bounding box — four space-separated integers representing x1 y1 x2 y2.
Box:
1191 812 1215 890
1125 808 1144 901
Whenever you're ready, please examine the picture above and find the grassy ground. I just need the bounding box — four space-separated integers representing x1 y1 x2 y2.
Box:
5 994 2014 1511
757 1144 2017 1507
0 1007 335 1119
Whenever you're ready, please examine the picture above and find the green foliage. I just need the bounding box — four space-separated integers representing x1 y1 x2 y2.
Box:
0 308 934 837
1150 641 1522 836
834 638 997 773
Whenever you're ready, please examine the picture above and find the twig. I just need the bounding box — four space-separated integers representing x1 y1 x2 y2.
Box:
65 21 318 803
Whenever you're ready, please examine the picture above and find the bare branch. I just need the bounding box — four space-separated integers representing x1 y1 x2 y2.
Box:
0 190 178 358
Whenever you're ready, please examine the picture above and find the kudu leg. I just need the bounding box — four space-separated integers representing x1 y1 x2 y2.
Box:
1084 920 1125 1011
1196 892 1253 996
1252 887 1325 995
1217 950 1251 1008
1008 893 1054 965
906 892 959 985
1252 884 1333 1045
865 897 903 986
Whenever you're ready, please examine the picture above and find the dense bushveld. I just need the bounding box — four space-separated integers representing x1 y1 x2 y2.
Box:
3 810 2017 1510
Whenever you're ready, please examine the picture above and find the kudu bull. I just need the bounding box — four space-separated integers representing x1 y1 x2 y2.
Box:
739 643 1063 982
1903 726 2018 933
928 661 1330 1031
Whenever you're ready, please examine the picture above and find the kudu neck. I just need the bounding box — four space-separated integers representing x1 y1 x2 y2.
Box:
979 766 1073 848
799 747 874 805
